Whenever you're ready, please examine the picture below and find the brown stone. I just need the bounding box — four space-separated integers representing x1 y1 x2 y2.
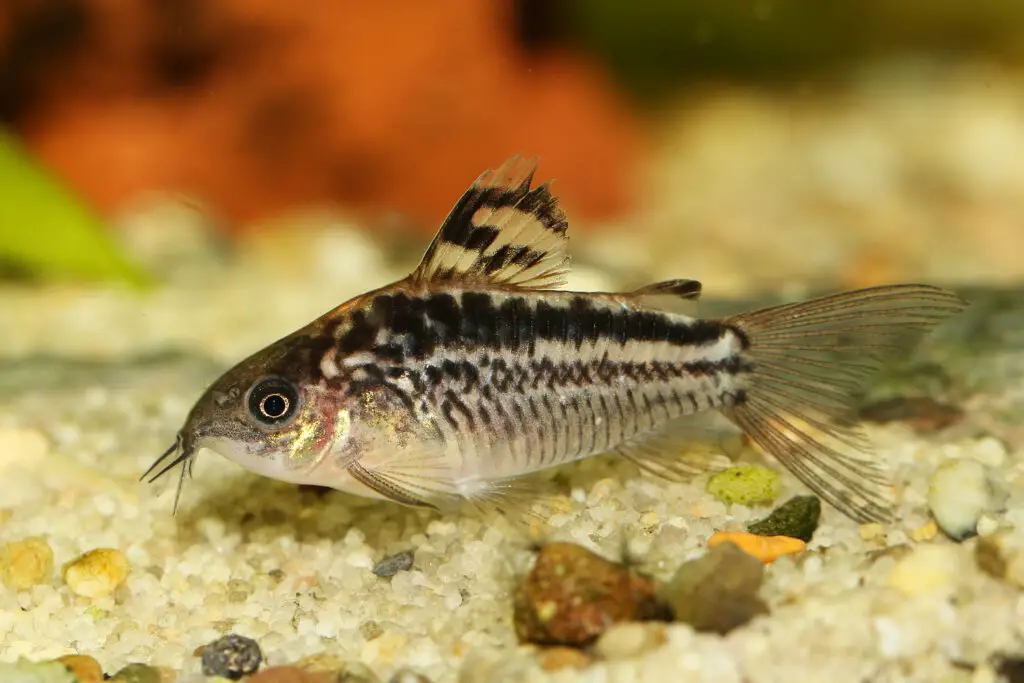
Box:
248 666 336 683
661 541 769 635
513 542 666 646
859 396 964 432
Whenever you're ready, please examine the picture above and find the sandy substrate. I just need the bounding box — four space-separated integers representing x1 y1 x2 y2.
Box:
2 68 1024 681
0 220 1021 683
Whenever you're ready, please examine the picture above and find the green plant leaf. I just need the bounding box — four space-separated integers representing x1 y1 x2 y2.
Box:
0 128 151 287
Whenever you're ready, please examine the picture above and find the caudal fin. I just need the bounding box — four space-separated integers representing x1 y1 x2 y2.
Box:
722 284 968 523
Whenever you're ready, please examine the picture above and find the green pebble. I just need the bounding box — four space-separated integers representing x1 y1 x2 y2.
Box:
747 495 822 542
706 465 782 506
0 658 78 683
109 663 161 683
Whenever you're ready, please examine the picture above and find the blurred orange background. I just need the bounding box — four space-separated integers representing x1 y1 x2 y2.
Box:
1 0 1023 291
0 0 644 233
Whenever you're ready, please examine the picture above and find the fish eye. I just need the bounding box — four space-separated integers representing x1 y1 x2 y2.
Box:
247 377 300 426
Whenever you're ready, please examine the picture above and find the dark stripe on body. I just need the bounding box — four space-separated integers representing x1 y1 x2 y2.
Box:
336 291 729 363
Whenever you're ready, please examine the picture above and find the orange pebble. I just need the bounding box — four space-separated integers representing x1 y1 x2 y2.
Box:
56 655 103 683
707 531 807 564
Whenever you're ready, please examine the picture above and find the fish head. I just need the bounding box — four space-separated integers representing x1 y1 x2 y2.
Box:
144 327 353 510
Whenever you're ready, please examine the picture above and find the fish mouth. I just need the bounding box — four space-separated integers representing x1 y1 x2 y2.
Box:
140 431 197 515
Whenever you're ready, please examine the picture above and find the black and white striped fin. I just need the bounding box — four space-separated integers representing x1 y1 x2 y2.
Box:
410 154 570 290
722 283 969 523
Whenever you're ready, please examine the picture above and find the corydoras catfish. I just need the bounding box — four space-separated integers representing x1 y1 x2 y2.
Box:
144 155 968 523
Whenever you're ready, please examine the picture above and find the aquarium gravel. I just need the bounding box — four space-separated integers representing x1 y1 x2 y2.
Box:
3 72 1024 680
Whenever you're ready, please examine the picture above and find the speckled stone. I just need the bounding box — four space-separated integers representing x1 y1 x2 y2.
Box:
513 542 666 646
200 634 263 680
371 550 414 578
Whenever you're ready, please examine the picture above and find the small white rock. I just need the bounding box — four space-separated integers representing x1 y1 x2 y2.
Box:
0 428 50 472
927 458 998 541
976 514 1001 537
887 544 962 597
971 436 1008 468
594 622 666 661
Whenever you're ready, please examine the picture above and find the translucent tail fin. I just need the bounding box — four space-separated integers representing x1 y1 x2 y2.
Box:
722 284 968 523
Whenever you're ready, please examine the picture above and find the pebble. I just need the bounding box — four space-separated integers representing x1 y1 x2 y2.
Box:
200 634 263 680
859 396 964 431
0 427 51 471
886 544 963 597
388 668 433 682
746 495 822 542
660 541 768 635
294 653 347 673
248 667 336 683
928 458 1000 541
859 523 887 542
512 542 665 646
707 531 807 564
536 647 592 671
108 663 162 683
593 622 668 660
0 537 54 590
970 436 1008 468
62 548 129 598
975 529 1024 587
55 655 103 683
909 521 939 542
0 658 78 683
332 662 379 682
706 465 782 506
372 550 415 578
993 653 1024 683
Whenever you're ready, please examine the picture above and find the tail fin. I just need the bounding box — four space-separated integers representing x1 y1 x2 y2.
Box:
722 284 968 523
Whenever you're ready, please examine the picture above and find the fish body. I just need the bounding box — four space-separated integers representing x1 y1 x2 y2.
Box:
145 155 968 523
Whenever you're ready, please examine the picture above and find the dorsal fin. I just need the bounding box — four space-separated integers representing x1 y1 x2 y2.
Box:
598 279 703 316
410 154 570 290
